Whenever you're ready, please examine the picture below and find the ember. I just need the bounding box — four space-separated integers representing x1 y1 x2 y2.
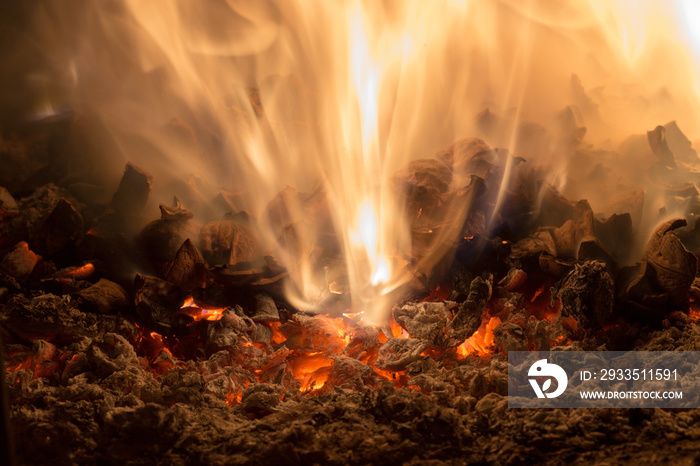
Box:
3 0 700 464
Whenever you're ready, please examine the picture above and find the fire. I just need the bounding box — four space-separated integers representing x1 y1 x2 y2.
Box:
8 0 700 410
458 316 502 357
180 297 227 322
18 0 700 329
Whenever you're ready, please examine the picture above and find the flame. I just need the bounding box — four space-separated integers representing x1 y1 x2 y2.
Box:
13 0 700 327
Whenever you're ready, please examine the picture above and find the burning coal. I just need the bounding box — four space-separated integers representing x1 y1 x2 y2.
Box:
3 1 700 464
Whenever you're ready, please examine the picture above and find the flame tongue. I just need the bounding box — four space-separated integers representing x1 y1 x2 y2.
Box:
22 0 700 324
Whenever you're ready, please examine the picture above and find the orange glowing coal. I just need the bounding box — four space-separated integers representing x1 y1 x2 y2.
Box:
180 297 227 322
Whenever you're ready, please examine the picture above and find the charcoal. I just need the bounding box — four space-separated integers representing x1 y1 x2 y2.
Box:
446 261 473 302
647 125 676 169
618 261 668 310
0 241 37 281
536 183 577 227
0 272 20 300
75 279 128 315
133 274 190 336
0 184 78 251
435 137 493 177
212 189 250 216
593 213 633 261
54 263 96 280
498 268 527 292
240 383 284 414
264 186 301 232
200 219 261 266
510 229 557 260
250 293 280 322
343 324 381 361
321 356 381 392
641 218 697 306
538 252 575 277
164 239 208 293
558 260 614 328
38 277 92 297
86 333 141 378
376 338 427 371
663 120 698 164
447 276 492 345
577 237 616 269
252 323 274 346
0 186 18 214
1 294 102 341
138 199 201 263
553 105 586 148
80 229 141 285
551 200 594 259
109 163 152 213
394 301 457 348
204 307 256 353
603 189 644 228
192 282 241 308
278 314 346 355
391 158 452 218
493 322 529 353
33 198 84 258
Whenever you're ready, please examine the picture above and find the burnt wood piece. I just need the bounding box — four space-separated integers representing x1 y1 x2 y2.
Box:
75 279 128 315
0 186 18 215
138 199 201 263
663 121 698 164
498 268 527 292
391 158 453 219
240 383 284 415
109 163 152 213
393 301 457 349
33 198 84 258
538 252 576 278
536 183 577 227
343 324 381 361
447 275 492 345
200 219 261 266
593 213 633 262
510 229 557 260
249 293 280 322
134 274 191 336
558 260 614 328
647 125 677 169
204 306 256 354
0 294 116 341
447 262 473 302
165 239 208 293
376 338 427 371
0 184 79 252
263 186 300 232
0 241 37 281
577 237 616 270
639 219 697 306
435 137 493 177
551 200 594 259
321 356 382 392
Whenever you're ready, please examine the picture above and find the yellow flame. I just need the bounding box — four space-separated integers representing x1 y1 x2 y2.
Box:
14 0 700 326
